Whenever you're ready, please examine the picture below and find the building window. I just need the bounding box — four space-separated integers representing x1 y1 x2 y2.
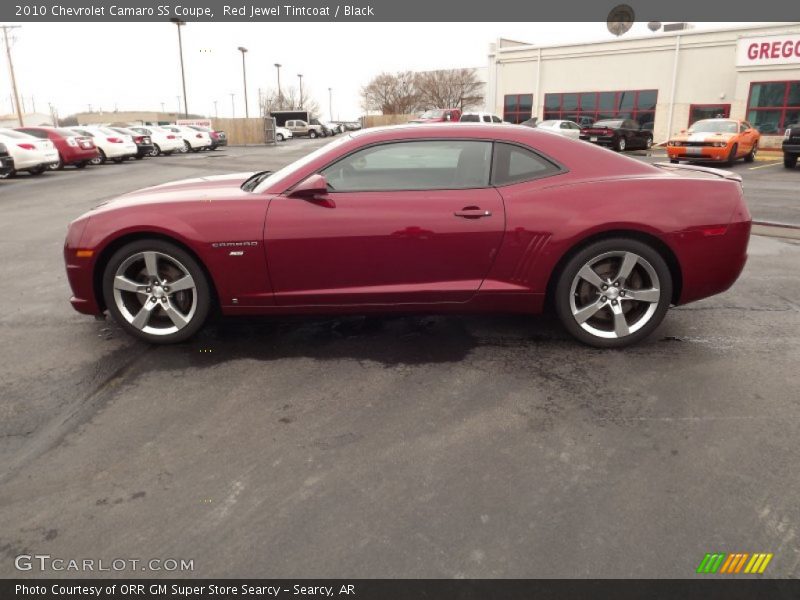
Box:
746 81 800 134
503 94 533 124
689 104 731 126
543 89 658 129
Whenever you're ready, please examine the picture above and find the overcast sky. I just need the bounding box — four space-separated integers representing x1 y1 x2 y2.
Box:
1 22 740 121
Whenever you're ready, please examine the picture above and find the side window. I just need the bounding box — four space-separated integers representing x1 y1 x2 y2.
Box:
321 140 492 192
482 115 491 123
492 143 561 186
560 122 569 129
25 129 47 139
492 116 501 123
740 122 748 133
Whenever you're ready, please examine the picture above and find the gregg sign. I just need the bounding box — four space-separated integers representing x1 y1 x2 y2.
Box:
737 34 800 67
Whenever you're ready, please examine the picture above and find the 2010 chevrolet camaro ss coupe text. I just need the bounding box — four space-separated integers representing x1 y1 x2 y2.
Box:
64 124 751 348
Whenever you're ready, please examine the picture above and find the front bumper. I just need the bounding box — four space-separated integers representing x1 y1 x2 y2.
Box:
782 142 800 155
667 146 731 162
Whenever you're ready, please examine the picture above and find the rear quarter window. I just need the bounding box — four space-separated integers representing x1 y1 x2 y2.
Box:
492 142 562 186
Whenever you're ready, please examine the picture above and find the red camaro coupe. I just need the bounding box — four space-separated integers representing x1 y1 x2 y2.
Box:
64 124 751 347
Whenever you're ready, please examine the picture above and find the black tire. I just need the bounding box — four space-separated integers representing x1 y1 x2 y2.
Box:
49 153 64 170
112 157 124 164
744 143 757 163
28 166 46 176
785 154 798 169
644 136 653 150
76 161 88 169
91 149 106 165
554 238 673 348
135 154 144 160
184 140 192 153
308 130 318 139
102 239 212 344
669 159 679 164
615 136 627 152
725 143 738 166
150 144 161 157
276 133 284 142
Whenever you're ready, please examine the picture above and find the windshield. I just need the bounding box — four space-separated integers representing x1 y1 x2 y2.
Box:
250 135 353 193
690 120 737 134
0 129 32 139
420 110 444 119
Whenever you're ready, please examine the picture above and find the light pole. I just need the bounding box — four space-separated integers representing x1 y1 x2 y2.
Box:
1 25 24 126
213 100 218 119
297 74 303 109
229 93 235 118
171 18 188 117
274 63 282 107
160 101 166 113
328 87 333 122
237 46 249 118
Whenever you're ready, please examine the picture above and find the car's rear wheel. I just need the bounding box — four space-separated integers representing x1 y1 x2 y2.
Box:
90 149 106 165
745 143 758 163
103 240 211 344
76 161 88 169
28 166 46 176
183 140 192 153
49 153 64 170
149 144 161 157
616 137 626 152
785 154 798 169
554 238 672 348
669 158 679 164
644 136 653 149
309 130 318 139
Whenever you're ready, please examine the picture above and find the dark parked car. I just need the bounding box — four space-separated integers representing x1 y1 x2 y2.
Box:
783 123 800 169
15 126 99 170
187 125 227 150
0 142 13 178
580 119 653 152
64 124 750 349
110 127 154 160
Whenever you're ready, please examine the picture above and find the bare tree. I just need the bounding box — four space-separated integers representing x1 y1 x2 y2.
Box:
416 68 484 111
259 85 321 118
361 71 420 115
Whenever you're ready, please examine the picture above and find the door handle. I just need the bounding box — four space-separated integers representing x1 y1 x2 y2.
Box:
454 208 492 219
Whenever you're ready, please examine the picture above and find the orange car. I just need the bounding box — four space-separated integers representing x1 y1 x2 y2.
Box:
667 118 760 165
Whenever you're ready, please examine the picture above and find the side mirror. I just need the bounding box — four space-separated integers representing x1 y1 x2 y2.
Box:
290 173 329 198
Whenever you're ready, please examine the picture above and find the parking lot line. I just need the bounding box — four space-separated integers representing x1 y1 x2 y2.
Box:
749 161 781 170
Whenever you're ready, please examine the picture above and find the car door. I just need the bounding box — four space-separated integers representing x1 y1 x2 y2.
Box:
264 139 506 306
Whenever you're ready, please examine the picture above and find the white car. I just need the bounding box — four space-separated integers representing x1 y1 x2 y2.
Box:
460 112 504 124
68 126 138 164
0 128 59 176
275 126 292 142
162 125 212 152
129 125 184 156
535 119 582 140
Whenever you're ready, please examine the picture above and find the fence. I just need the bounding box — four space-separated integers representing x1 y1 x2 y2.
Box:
210 117 269 145
363 114 416 128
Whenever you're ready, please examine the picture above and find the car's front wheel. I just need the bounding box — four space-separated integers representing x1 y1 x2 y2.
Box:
616 137 626 152
49 153 64 170
276 133 284 142
90 149 106 165
102 240 211 344
785 154 798 169
745 143 758 163
554 238 672 348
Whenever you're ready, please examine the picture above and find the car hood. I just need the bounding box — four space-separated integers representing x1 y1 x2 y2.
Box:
671 131 737 143
92 172 257 213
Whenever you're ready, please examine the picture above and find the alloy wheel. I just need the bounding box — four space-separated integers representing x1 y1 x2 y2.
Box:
569 251 661 339
112 251 198 336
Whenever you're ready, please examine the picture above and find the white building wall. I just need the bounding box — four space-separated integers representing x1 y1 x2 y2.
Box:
489 23 800 146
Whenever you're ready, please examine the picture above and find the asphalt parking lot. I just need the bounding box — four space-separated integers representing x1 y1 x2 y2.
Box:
1 139 799 578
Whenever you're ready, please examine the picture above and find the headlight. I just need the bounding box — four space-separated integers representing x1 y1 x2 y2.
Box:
712 142 727 148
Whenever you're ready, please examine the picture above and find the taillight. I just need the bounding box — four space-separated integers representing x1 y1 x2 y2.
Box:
107 137 122 143
17 143 35 150
134 136 144 143
196 134 202 138
67 137 78 147
167 135 176 139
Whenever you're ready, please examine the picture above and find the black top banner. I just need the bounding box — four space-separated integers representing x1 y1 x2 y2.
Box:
4 579 800 600
1 0 799 22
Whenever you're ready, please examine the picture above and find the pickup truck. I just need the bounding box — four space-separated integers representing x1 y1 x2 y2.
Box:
285 119 324 139
783 124 800 169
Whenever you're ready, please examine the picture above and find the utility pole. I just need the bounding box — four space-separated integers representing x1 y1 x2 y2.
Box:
213 100 218 119
328 87 333 122
274 63 282 107
171 18 189 117
2 25 24 126
237 46 249 118
297 74 303 109
229 93 235 118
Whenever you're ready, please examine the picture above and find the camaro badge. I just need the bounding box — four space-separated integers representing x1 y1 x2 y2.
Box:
211 241 259 248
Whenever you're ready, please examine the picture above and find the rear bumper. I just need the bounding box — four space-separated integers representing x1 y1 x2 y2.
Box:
62 147 99 164
135 144 155 157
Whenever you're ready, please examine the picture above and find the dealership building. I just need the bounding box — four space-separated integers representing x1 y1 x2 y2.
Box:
486 23 800 147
